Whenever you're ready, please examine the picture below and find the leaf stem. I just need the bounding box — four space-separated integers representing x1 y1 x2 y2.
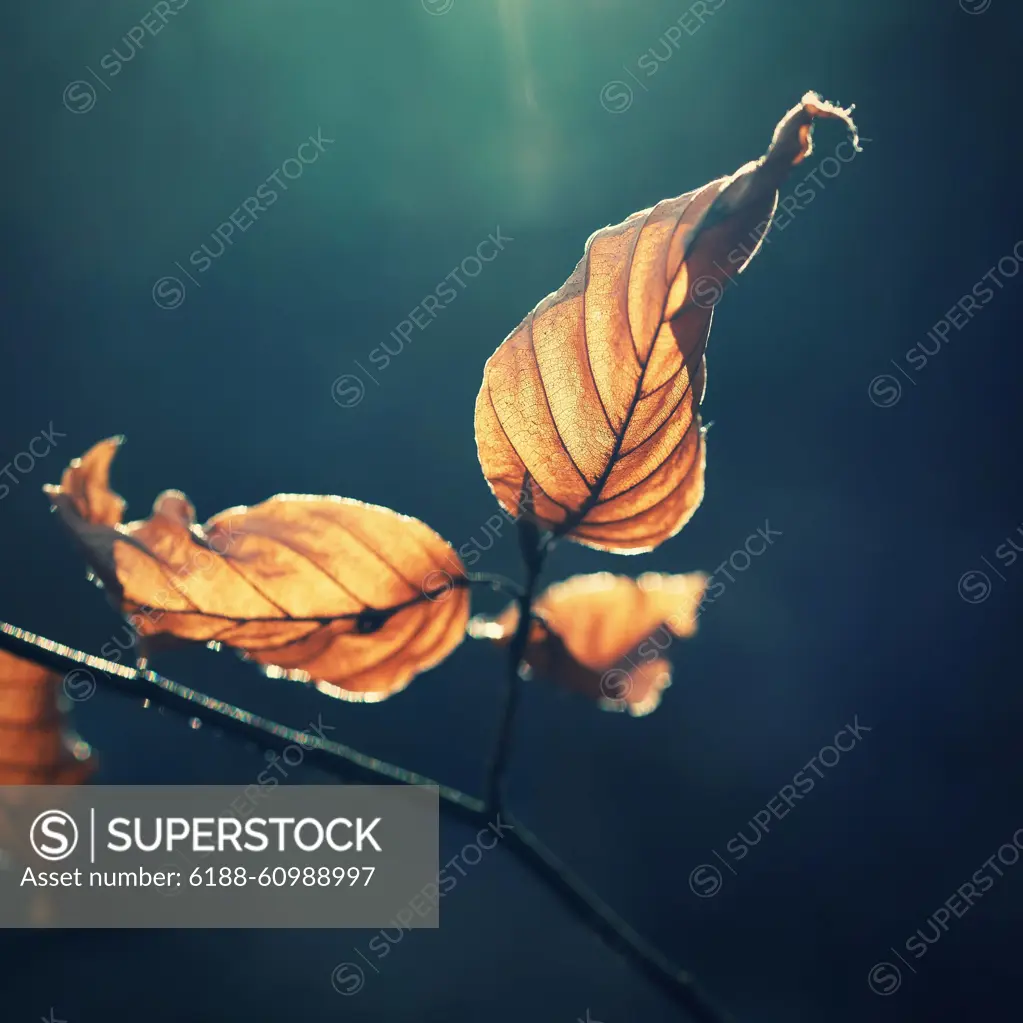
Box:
0 619 732 1022
483 511 546 814
466 572 526 600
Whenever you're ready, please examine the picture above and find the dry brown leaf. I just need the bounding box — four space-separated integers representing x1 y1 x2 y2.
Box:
470 571 707 716
475 93 857 552
45 438 470 701
0 647 95 785
0 646 92 884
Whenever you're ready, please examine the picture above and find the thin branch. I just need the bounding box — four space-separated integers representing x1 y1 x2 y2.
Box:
483 501 546 814
482 568 538 812
0 619 732 1023
0 621 482 823
503 813 731 1023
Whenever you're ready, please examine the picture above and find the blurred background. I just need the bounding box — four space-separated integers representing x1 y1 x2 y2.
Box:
1 0 1022 1020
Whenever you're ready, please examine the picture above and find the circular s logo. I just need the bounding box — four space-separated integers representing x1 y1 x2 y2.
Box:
868 374 902 408
30 810 79 861
421 569 455 602
62 668 96 702
331 374 365 408
63 80 97 114
958 569 992 604
152 276 186 310
599 668 633 702
867 961 901 996
331 962 365 995
690 275 725 309
600 81 633 114
688 864 723 898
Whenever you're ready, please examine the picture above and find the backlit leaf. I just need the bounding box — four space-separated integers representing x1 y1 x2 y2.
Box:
470 571 708 716
0 647 94 785
0 646 92 899
45 438 470 702
475 93 858 552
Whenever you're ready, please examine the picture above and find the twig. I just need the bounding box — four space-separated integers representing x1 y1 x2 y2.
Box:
0 621 482 822
0 619 732 1023
504 813 731 1023
483 505 546 814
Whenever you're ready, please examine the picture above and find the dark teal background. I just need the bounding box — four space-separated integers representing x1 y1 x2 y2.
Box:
2 1 1022 1020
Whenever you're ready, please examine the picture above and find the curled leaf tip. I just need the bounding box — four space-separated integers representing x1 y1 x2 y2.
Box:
770 92 860 168
152 489 197 527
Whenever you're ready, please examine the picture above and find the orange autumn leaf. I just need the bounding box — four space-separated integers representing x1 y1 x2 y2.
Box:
45 438 469 701
0 647 94 785
470 571 708 716
475 93 858 553
0 645 92 896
